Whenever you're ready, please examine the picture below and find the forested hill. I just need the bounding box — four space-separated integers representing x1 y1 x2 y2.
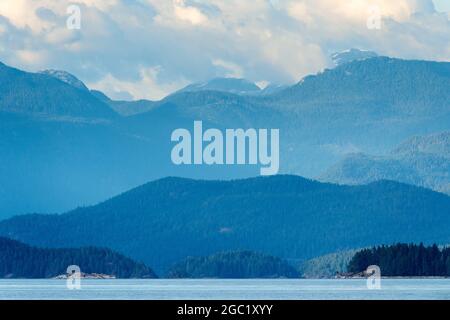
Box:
0 237 157 279
348 243 450 277
167 251 299 278
1 175 450 273
0 62 117 119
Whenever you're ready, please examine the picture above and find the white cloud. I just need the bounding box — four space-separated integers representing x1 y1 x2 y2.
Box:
0 0 47 31
89 66 189 101
212 59 244 78
151 0 211 28
16 49 48 66
174 0 209 25
0 0 448 100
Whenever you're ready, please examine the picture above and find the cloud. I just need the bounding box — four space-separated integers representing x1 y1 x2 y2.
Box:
0 0 448 100
16 49 47 65
212 59 244 78
89 66 189 101
174 0 209 25
151 0 212 27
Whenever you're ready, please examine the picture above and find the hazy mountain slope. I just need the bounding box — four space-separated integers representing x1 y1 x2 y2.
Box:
0 62 116 119
107 99 157 116
273 56 450 118
0 110 179 218
167 250 299 279
157 90 287 128
0 105 261 218
177 78 261 95
1 175 449 274
321 132 450 194
299 249 360 278
393 131 450 158
90 90 157 116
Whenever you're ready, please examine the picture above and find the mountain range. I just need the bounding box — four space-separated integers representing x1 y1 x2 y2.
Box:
0 49 449 217
0 175 449 274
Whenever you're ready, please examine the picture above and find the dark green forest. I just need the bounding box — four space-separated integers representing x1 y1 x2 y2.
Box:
0 237 156 278
348 243 450 276
167 251 299 278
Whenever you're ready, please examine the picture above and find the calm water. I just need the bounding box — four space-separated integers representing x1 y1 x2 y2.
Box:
0 279 449 300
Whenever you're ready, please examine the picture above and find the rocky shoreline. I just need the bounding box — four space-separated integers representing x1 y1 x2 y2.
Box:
53 273 116 279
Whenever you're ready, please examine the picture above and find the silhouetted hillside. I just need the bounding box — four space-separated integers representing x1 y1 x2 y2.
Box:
0 237 156 279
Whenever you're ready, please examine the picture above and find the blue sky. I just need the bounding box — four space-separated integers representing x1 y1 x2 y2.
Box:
0 0 448 100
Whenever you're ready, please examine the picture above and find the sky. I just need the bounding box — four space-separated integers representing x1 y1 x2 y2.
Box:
0 0 449 101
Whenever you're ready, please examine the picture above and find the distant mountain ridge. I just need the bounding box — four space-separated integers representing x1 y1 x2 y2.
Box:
1 175 449 273
321 132 450 194
90 89 157 116
272 56 450 118
177 77 262 95
393 131 450 158
0 62 116 119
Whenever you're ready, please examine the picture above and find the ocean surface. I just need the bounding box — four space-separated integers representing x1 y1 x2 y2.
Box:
1 279 449 300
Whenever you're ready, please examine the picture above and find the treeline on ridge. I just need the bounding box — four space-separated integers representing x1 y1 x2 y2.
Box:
348 243 450 277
